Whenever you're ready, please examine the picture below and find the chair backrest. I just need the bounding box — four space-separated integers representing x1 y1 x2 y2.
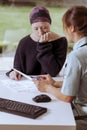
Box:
3 28 28 44
2 28 28 55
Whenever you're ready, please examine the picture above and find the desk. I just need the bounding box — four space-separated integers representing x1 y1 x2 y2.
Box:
0 57 76 130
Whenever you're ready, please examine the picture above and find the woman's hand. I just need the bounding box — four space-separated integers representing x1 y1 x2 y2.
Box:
33 74 55 92
39 32 60 43
9 71 22 80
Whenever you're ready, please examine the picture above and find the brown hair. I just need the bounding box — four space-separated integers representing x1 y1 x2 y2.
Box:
62 6 87 36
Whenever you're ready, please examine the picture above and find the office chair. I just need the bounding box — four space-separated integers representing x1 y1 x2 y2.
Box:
71 102 87 120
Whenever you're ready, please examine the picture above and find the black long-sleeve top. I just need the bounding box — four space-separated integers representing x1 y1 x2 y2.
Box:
7 35 67 77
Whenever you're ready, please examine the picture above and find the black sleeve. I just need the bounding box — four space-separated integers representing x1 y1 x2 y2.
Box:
6 69 13 77
13 39 25 72
6 39 25 77
36 37 67 76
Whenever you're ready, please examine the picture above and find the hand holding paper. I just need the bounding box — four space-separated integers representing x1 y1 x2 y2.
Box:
13 68 32 81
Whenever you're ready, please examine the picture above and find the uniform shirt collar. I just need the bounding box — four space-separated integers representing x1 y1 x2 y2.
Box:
73 36 87 50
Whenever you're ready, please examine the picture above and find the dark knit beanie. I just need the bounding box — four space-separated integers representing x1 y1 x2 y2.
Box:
29 6 51 24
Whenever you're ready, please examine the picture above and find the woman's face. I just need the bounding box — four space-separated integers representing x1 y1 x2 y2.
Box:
31 22 50 37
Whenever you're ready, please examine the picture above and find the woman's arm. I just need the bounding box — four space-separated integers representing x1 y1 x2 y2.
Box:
36 36 67 76
6 38 25 79
34 74 74 102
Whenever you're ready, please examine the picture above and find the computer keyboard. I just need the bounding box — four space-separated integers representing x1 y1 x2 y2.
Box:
0 98 47 119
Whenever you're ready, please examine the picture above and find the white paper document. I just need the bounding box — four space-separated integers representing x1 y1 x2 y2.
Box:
0 71 63 94
0 72 38 93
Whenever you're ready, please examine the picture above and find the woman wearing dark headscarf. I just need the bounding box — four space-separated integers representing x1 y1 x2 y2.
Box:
7 6 67 80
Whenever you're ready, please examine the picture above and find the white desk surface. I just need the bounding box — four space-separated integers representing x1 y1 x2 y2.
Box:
0 57 76 130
